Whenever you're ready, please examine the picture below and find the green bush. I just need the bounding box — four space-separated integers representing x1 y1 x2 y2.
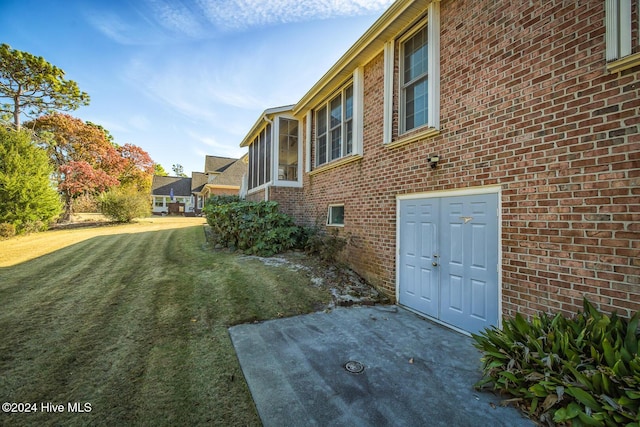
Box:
203 199 303 256
0 222 16 239
100 186 151 222
473 299 640 426
303 226 348 264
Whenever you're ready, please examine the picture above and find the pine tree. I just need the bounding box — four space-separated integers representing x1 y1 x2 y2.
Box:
0 127 62 232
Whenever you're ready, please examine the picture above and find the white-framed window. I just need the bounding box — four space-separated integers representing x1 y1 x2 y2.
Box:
606 0 634 60
606 0 640 72
154 197 165 207
277 117 300 182
327 204 345 226
383 2 440 144
400 25 428 133
315 84 354 167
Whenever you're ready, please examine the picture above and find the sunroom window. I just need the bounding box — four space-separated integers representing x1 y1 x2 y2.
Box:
278 118 298 181
315 84 353 167
248 123 271 190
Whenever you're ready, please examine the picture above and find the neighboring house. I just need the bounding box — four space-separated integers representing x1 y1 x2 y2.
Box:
200 155 248 201
151 156 247 215
191 172 208 214
151 175 194 215
243 0 640 335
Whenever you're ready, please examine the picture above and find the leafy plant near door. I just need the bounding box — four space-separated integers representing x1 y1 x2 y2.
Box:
472 299 639 427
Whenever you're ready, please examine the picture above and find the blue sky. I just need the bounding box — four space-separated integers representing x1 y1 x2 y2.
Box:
0 0 393 176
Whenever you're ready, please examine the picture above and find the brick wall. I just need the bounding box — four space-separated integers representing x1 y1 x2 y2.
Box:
298 0 640 318
269 187 305 221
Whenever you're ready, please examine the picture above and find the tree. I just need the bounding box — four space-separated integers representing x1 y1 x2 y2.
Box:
154 163 168 176
172 163 187 177
0 44 89 130
118 143 154 192
0 127 61 233
27 113 124 220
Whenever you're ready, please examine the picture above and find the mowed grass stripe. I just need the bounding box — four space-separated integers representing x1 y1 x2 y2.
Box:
1 229 174 424
0 221 330 426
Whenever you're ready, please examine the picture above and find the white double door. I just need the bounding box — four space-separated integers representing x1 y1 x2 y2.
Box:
398 192 499 334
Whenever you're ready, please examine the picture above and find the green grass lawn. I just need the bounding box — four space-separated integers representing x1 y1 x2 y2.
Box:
0 219 331 426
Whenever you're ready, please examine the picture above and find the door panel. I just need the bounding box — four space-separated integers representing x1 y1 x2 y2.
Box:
440 194 498 334
398 199 438 318
399 193 499 334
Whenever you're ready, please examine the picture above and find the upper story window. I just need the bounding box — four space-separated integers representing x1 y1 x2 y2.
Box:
401 26 428 133
248 123 271 190
315 84 354 167
606 0 640 72
278 117 299 181
383 2 440 146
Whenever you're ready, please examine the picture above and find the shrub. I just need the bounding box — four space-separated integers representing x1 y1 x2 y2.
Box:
72 193 100 213
100 186 151 222
473 299 640 426
0 222 16 239
203 199 303 256
21 220 46 234
303 226 349 264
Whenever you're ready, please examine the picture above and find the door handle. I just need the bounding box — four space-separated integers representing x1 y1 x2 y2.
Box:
432 262 439 267
433 254 439 266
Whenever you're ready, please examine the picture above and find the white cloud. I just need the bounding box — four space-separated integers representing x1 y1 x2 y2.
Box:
87 0 393 44
146 0 207 38
86 12 142 45
196 0 394 32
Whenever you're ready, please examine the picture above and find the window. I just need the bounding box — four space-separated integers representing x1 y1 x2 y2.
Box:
154 197 165 207
315 85 353 167
327 205 345 226
606 0 640 72
248 123 272 190
383 2 440 145
278 118 298 181
401 25 428 133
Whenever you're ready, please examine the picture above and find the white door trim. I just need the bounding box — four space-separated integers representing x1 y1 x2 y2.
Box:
395 185 503 331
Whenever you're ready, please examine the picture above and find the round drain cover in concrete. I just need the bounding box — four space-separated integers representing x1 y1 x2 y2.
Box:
344 360 365 374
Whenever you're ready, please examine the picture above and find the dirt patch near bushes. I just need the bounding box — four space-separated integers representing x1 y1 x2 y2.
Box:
240 251 390 309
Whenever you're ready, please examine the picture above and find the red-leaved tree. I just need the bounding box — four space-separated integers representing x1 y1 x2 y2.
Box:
26 113 153 220
117 143 154 192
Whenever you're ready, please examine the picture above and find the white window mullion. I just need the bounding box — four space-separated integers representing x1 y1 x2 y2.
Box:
428 0 440 130
305 111 311 173
383 41 394 144
353 67 364 155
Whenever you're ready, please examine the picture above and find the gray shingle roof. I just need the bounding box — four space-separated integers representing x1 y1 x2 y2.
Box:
151 176 193 197
191 172 208 192
208 157 247 186
204 156 237 174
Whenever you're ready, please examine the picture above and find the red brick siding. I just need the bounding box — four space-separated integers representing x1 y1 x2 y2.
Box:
269 187 305 221
297 0 639 318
